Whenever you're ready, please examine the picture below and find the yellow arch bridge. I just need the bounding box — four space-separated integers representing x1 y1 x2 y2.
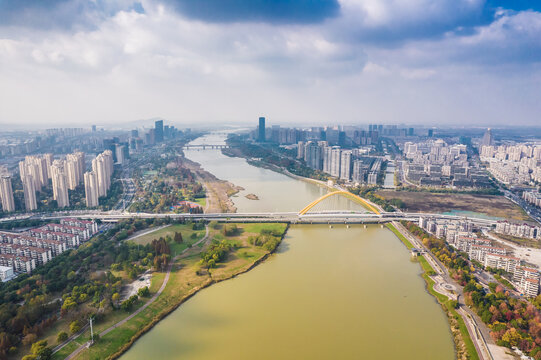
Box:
298 190 381 216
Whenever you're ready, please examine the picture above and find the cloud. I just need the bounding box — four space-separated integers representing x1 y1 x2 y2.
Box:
0 0 540 127
0 0 144 29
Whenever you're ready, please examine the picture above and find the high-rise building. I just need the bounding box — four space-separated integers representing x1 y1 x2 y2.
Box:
20 156 49 191
352 160 366 184
92 150 113 198
0 176 15 213
304 141 322 170
482 128 494 146
84 171 99 207
23 175 37 211
50 160 70 208
330 147 341 177
145 129 155 145
323 146 332 173
66 157 79 191
340 151 352 181
297 141 305 159
258 117 266 142
155 120 164 142
65 152 84 191
44 154 54 179
115 144 126 165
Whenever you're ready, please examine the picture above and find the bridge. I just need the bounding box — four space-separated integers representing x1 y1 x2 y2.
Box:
299 190 381 215
6 191 497 228
182 144 230 150
0 191 499 227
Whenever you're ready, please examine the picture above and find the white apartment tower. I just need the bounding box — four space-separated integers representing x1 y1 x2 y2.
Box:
92 150 113 198
322 146 332 174
23 175 38 211
330 147 341 178
50 160 70 208
0 176 15 213
44 153 54 179
84 171 99 207
340 151 352 181
66 152 85 190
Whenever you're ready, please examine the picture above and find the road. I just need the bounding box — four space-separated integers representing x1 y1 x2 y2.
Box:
63 225 210 360
392 221 496 360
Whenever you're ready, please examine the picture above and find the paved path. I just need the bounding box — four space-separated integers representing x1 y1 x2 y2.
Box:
125 225 170 243
63 225 209 360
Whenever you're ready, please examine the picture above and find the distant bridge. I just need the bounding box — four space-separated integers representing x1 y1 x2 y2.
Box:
183 144 230 150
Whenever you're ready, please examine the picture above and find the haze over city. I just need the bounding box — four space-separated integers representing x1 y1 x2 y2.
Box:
1 0 541 127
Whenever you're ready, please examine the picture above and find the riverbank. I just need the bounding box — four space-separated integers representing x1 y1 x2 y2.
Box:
386 223 479 360
56 222 288 360
178 157 240 213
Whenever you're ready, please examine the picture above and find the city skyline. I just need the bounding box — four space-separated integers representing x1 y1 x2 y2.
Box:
1 1 541 127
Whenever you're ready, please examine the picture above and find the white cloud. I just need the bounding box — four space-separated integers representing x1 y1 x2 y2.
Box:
0 0 540 127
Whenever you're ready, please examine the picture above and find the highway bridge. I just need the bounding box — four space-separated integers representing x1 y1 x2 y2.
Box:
0 191 499 226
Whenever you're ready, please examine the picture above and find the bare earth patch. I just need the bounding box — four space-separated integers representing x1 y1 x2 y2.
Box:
376 190 531 221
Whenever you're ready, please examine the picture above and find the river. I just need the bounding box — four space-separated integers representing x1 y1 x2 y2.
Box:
121 132 455 360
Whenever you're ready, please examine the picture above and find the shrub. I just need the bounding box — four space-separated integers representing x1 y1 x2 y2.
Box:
57 331 68 343
70 320 81 334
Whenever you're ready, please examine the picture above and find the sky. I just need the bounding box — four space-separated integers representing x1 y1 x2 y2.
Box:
0 0 541 128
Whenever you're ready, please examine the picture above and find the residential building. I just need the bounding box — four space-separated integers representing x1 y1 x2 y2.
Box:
23 175 37 211
50 160 70 208
0 176 15 213
0 265 14 282
340 151 352 181
84 171 99 207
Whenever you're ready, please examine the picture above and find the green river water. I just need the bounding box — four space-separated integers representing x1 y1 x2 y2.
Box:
121 133 455 360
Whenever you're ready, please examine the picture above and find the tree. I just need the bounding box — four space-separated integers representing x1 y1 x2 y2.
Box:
36 346 52 360
112 292 120 306
174 232 183 244
502 328 522 347
30 340 47 355
57 331 68 343
69 320 81 334
138 286 150 297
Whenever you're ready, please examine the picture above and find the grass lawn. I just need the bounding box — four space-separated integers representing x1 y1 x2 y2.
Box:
194 197 206 207
386 223 414 249
128 224 206 246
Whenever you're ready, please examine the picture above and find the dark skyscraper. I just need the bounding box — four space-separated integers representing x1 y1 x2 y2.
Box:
155 120 164 142
258 117 266 142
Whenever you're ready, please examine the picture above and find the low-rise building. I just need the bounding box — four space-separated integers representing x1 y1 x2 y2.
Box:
468 245 506 262
484 254 519 273
0 265 14 282
0 254 35 273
